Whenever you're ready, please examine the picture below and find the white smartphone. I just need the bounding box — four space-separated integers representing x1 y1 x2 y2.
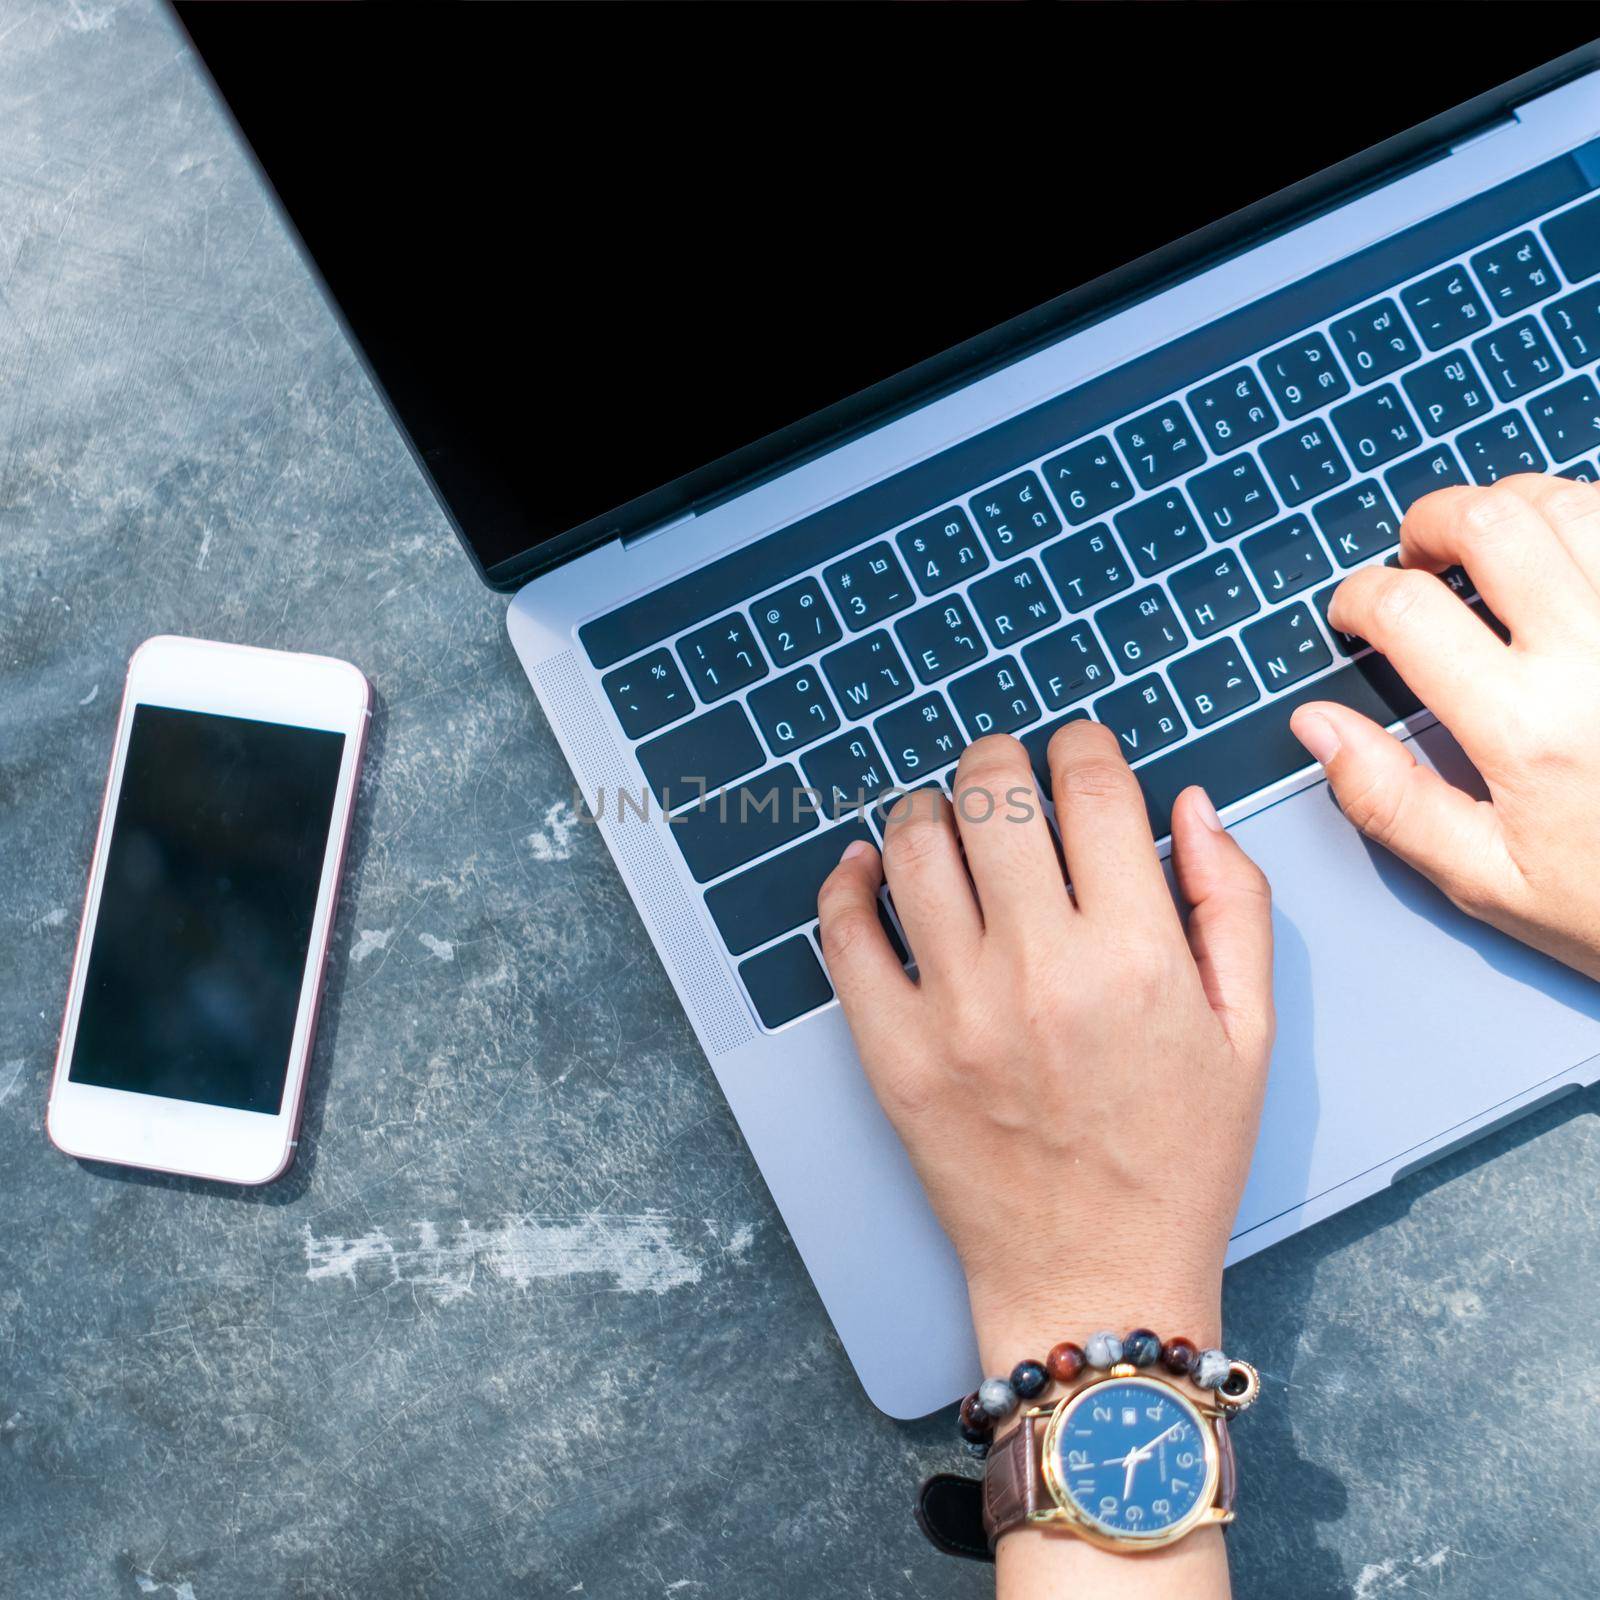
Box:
47 635 369 1184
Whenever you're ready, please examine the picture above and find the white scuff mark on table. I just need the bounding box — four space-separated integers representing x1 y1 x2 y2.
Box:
134 1575 198 1600
302 1213 736 1302
526 799 580 862
349 927 392 963
0 1062 25 1106
418 931 455 962
27 907 67 934
1353 1549 1452 1598
196 525 213 569
77 683 98 706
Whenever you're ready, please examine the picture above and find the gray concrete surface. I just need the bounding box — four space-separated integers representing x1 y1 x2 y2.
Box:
4 6 1600 1597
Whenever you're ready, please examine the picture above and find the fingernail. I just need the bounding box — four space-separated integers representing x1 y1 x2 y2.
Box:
1293 710 1341 766
1190 787 1223 833
840 839 874 864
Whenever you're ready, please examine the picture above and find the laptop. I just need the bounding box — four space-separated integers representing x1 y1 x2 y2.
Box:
180 8 1600 1416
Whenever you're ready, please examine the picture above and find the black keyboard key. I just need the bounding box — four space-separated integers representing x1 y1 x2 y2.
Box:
1021 621 1115 710
748 667 841 756
1259 331 1350 419
1470 231 1560 316
1457 409 1549 484
897 506 989 596
820 629 913 718
1329 383 1422 468
1384 442 1469 512
1116 489 1208 577
1094 674 1187 763
1401 264 1489 350
1542 193 1600 285
1186 455 1278 539
1471 317 1562 403
1114 401 1206 490
1313 479 1401 567
1240 512 1331 602
802 729 892 819
1186 367 1277 454
823 542 917 632
637 703 766 807
949 656 1042 741
602 649 694 739
740 936 834 1029
1312 581 1367 656
677 613 768 701
1040 436 1135 525
1096 586 1187 673
1543 283 1600 367
1039 524 1133 612
1260 419 1351 505
969 559 1062 648
970 470 1061 559
1167 549 1260 638
875 693 964 783
1527 374 1600 464
1168 640 1261 728
1401 350 1493 438
706 819 874 956
1021 712 1091 797
671 764 818 883
752 577 841 668
1558 459 1599 483
1133 655 1422 840
1241 602 1332 693
896 596 986 683
1330 298 1420 384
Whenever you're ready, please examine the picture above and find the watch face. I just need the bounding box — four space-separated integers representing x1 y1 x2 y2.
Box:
1047 1377 1212 1540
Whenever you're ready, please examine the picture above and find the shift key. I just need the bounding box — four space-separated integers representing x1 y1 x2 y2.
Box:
669 763 819 883
705 818 874 955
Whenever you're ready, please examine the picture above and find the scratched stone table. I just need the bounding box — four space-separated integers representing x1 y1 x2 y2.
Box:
5 7 1600 1598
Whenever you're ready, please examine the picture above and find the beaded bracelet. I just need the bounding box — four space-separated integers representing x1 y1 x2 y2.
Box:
957 1327 1260 1458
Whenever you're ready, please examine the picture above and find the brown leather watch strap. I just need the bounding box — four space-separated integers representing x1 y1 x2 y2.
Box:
982 1405 1237 1550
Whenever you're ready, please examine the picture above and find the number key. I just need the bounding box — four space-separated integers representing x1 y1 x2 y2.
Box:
823 542 916 631
752 577 841 668
676 613 768 701
1329 298 1419 384
1185 367 1277 453
1040 436 1135 524
970 470 1061 559
1114 401 1206 490
897 507 989 596
1259 332 1350 419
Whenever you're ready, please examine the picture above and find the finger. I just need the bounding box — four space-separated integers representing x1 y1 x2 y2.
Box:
1047 719 1177 925
1496 473 1600 600
1288 700 1517 913
1169 787 1275 1067
879 785 984 978
1400 480 1599 646
817 839 917 1046
948 734 1073 938
1326 563 1508 753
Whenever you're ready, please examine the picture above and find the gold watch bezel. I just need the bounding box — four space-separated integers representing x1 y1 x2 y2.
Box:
1034 1370 1225 1553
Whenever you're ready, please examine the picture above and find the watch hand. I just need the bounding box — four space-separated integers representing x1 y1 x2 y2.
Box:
1124 1452 1141 1501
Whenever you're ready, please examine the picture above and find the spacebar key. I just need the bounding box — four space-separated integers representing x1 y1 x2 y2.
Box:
1135 655 1422 841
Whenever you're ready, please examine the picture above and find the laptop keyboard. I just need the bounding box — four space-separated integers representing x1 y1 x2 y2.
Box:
587 177 1600 1032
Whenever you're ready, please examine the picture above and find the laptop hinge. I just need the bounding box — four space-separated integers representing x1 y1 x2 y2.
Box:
621 506 698 550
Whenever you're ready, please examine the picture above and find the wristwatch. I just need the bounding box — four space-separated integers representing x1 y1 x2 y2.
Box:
983 1364 1240 1553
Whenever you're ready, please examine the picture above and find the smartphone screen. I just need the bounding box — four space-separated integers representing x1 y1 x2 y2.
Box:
67 705 347 1114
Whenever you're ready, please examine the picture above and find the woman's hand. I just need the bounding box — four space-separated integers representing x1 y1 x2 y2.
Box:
1291 475 1600 981
817 726 1274 1384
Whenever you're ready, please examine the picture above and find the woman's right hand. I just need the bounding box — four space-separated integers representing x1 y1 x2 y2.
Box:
1290 475 1600 981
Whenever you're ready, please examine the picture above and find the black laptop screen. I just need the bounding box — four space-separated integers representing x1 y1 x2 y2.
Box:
177 7 1597 583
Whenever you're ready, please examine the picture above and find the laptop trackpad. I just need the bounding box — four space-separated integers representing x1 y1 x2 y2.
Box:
1229 721 1600 1239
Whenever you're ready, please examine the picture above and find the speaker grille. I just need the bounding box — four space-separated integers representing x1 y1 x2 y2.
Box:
532 650 755 1056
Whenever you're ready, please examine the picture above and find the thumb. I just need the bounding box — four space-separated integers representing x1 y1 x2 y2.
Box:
1289 700 1514 914
1170 787 1275 1065
816 839 915 1051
